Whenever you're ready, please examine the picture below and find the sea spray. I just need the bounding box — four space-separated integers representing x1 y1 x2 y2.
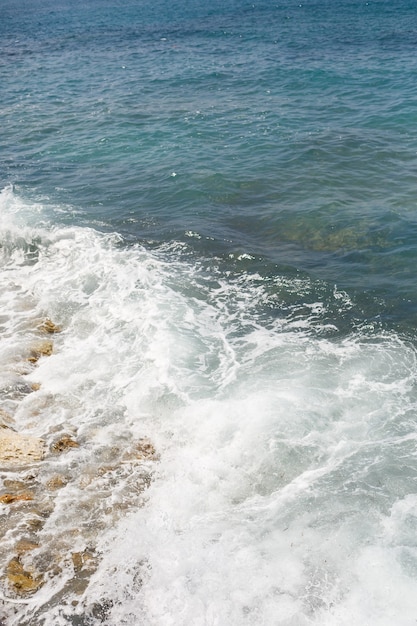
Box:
0 189 417 624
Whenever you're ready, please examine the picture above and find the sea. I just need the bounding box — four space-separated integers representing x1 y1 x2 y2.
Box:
1 0 417 624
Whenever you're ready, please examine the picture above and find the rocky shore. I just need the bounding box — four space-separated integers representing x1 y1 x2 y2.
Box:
0 319 158 621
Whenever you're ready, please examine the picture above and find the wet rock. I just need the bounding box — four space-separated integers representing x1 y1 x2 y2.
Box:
51 435 79 454
0 429 45 466
15 539 39 555
46 474 68 490
31 549 63 579
90 599 113 622
29 500 54 519
0 492 33 505
0 408 14 426
71 551 96 573
6 558 43 595
0 377 37 400
77 463 116 487
3 479 31 491
122 437 159 462
39 319 62 334
28 340 53 363
26 516 44 531
96 464 119 477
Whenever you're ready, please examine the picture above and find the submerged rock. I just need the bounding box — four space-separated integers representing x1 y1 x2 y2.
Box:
0 429 45 466
0 492 33 505
3 479 32 491
46 474 68 490
90 599 113 622
39 319 62 334
0 376 38 399
15 540 39 555
28 340 53 363
26 516 44 531
0 409 14 429
122 438 159 462
6 558 43 595
51 436 79 454
71 551 96 573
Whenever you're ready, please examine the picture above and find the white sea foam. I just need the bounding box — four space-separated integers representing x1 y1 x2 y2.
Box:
0 187 416 625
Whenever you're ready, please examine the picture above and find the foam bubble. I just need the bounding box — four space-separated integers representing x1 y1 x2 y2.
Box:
1 188 417 625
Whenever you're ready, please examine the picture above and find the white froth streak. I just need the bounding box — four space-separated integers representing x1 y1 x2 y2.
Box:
0 186 417 625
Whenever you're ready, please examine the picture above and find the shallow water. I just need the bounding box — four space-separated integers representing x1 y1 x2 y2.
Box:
1 0 417 623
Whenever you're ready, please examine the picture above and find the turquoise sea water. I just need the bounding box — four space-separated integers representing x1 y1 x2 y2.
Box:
1 1 417 624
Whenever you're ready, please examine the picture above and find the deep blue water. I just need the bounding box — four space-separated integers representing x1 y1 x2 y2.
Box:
3 0 417 329
1 1 417 624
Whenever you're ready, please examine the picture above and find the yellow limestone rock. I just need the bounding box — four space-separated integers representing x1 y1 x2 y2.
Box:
51 436 79 454
71 551 96 573
6 558 43 595
28 340 53 363
0 429 45 466
0 492 33 505
15 540 39 555
39 319 62 334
